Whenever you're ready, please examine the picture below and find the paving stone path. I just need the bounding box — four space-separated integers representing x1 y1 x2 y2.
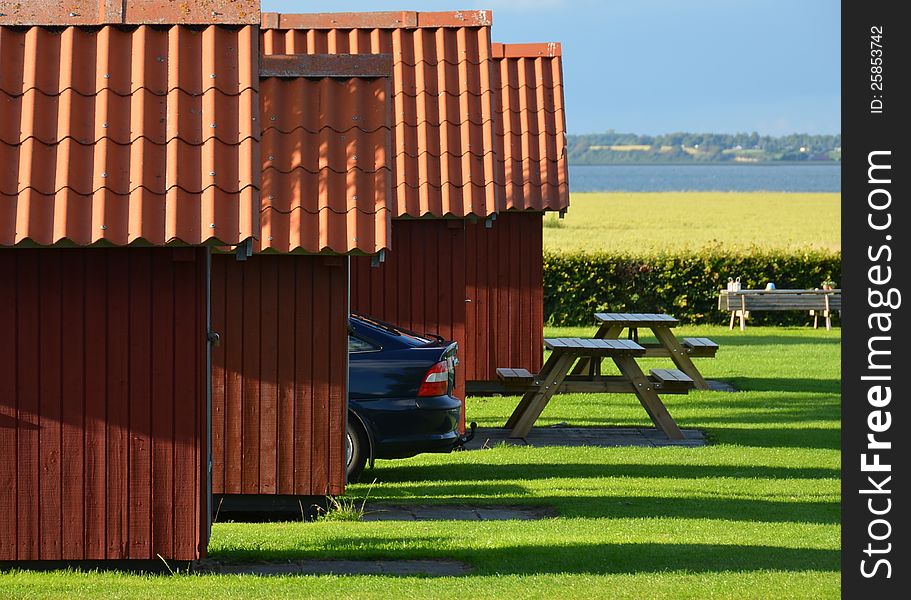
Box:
461 427 706 450
361 504 557 521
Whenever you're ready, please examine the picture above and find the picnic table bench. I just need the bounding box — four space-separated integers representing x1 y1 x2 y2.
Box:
719 289 841 331
571 313 717 390
500 338 690 440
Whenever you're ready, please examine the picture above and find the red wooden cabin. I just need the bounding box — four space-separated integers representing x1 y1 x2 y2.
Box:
0 2 261 563
209 54 394 503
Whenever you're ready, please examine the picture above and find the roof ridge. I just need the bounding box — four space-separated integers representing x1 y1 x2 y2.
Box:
492 42 562 58
262 10 492 30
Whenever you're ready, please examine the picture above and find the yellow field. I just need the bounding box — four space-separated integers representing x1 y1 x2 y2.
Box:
544 192 841 255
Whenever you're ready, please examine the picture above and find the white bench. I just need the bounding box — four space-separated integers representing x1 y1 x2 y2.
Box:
718 289 841 331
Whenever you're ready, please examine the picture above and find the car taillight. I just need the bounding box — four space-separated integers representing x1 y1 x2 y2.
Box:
418 361 450 397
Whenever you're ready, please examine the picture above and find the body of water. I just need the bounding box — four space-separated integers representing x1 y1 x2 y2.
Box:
569 164 841 193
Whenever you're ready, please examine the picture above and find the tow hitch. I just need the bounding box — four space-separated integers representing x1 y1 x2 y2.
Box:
453 421 477 450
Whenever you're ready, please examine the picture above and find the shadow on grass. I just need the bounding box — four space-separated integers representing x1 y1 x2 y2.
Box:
708 427 840 450
372 462 839 483
356 493 838 525
725 377 841 394
211 539 839 575
693 333 840 348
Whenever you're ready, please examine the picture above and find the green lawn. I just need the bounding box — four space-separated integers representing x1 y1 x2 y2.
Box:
543 192 841 255
0 325 841 599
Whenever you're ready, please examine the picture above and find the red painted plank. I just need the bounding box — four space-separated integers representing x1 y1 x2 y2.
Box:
58 251 85 559
128 250 153 558
327 261 347 495
222 256 244 494
258 256 279 494
450 229 467 426
195 248 208 558
172 254 199 559
0 252 18 560
37 252 62 559
310 264 331 494
400 224 416 329
530 214 545 374
106 250 130 559
293 258 314 494
150 250 175 559
437 226 452 340
471 221 490 380
209 255 227 495
464 222 479 380
15 252 39 560
276 258 296 494
241 258 261 494
83 251 107 559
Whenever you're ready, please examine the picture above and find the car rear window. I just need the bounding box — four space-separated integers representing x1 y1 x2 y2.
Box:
352 314 436 345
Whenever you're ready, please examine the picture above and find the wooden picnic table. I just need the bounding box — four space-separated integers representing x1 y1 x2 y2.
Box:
571 313 717 391
503 338 687 440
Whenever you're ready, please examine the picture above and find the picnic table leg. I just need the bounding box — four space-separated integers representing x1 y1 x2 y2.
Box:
612 355 685 440
729 311 736 330
505 350 563 428
570 324 623 376
506 352 576 438
651 327 710 391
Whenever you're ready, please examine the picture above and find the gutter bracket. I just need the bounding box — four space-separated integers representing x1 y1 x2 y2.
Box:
235 238 253 261
371 250 386 268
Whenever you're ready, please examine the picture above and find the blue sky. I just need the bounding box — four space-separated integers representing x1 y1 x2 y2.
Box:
262 1 841 136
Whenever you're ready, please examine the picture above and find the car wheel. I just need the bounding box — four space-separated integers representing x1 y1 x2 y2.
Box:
346 417 368 483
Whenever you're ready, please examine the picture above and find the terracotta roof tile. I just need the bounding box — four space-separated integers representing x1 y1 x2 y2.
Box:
258 71 392 255
492 42 569 212
261 11 501 219
0 24 259 247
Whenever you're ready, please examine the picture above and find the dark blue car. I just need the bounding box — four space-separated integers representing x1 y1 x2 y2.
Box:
346 314 472 481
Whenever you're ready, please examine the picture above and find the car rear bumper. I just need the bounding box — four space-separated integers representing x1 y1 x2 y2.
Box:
351 394 462 459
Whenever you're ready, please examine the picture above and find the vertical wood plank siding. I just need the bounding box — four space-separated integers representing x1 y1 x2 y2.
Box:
465 212 544 381
351 219 468 424
351 212 544 396
211 254 348 497
0 247 208 562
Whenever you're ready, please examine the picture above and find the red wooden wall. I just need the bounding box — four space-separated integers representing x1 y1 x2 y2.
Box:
211 254 348 497
465 211 544 382
0 247 209 562
351 212 544 395
351 219 468 412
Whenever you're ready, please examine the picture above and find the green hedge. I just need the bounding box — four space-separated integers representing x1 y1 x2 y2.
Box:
543 250 841 326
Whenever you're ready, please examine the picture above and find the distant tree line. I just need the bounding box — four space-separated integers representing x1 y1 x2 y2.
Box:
567 131 841 164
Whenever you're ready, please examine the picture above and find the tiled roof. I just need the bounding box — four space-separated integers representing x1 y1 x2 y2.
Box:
261 11 501 219
492 42 569 212
0 24 259 247
259 60 392 254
